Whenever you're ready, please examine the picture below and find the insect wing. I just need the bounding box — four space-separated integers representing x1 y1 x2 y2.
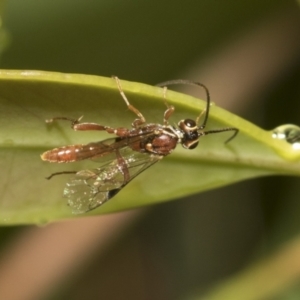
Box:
89 130 159 163
63 147 162 214
88 137 136 164
72 130 158 163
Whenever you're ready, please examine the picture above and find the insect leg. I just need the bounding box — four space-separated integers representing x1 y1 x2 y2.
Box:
113 76 146 128
46 115 133 136
45 170 77 180
45 116 83 129
160 86 175 125
45 116 106 131
46 116 105 131
195 108 207 127
115 149 131 184
156 80 211 129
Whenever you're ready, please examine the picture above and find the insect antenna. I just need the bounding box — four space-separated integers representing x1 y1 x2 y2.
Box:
156 80 238 143
200 127 239 144
156 80 211 129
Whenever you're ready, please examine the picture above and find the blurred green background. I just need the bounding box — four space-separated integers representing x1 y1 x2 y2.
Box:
0 0 300 299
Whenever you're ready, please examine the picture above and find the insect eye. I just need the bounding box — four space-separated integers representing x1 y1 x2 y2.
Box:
178 119 197 131
184 119 196 128
182 140 199 149
188 141 199 149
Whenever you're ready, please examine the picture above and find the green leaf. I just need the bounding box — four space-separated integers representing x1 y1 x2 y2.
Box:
0 70 299 225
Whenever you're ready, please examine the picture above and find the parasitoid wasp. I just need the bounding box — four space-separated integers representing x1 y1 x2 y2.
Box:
41 77 238 214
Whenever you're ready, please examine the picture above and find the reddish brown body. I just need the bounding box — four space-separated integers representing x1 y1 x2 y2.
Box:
41 125 179 163
41 77 238 214
41 143 112 163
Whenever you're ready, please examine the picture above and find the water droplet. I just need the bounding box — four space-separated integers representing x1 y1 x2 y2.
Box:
272 124 300 150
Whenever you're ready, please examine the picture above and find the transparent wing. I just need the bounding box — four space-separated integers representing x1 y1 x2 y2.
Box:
63 147 162 214
88 130 158 162
80 133 158 168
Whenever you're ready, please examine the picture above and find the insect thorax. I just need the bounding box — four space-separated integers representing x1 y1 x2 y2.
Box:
133 124 179 156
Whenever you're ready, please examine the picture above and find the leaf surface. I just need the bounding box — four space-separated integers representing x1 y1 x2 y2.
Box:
0 70 299 225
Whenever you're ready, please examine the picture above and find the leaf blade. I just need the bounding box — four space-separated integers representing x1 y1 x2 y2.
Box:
0 70 299 225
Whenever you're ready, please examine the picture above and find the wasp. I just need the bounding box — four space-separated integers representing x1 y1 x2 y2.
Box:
41 77 238 214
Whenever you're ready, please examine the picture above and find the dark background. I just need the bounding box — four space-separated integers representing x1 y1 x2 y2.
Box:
0 1 300 299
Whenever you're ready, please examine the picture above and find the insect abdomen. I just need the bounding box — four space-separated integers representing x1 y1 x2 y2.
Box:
41 143 105 163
